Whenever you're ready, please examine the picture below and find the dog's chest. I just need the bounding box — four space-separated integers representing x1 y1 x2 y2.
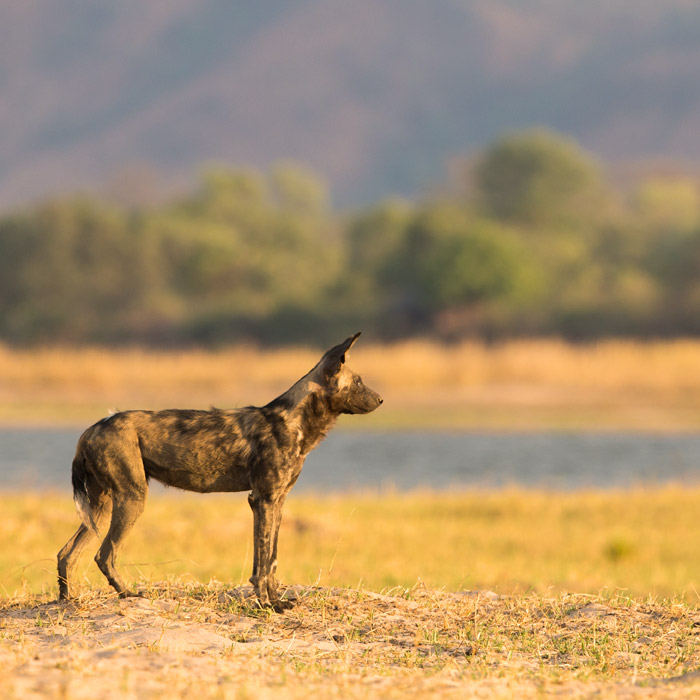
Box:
287 454 305 490
284 428 326 490
288 430 307 474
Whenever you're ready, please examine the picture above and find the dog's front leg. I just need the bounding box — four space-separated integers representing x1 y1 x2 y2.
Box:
248 493 278 608
268 496 293 611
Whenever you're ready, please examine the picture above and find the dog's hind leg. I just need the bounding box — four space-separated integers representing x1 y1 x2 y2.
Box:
58 524 96 600
57 493 111 600
95 487 147 597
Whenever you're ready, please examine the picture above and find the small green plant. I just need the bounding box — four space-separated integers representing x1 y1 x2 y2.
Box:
604 537 637 563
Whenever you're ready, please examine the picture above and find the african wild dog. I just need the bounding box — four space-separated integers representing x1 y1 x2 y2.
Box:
57 333 382 610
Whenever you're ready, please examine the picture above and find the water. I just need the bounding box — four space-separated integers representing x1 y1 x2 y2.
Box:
1 428 699 491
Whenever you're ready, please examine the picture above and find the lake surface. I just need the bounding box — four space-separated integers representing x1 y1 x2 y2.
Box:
1 428 699 491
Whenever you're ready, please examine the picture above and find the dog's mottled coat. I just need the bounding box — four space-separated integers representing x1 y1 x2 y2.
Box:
57 333 382 609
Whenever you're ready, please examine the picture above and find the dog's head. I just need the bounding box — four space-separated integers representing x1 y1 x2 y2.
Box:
320 332 383 415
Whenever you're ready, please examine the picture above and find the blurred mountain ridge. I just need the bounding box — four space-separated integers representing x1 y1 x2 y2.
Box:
2 0 700 207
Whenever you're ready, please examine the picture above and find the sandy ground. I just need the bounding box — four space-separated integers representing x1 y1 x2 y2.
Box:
2 584 700 699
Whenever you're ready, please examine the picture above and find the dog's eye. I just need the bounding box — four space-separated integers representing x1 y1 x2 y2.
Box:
354 378 362 386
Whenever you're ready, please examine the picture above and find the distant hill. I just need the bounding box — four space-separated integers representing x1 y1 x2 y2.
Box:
2 0 700 208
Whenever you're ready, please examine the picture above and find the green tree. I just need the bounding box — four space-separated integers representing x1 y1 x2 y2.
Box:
634 177 700 233
0 198 160 343
475 129 604 228
147 164 341 343
342 200 412 310
270 161 329 214
379 203 539 335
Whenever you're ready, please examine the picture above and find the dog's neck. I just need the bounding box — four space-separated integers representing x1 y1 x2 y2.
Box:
293 390 338 456
269 371 339 456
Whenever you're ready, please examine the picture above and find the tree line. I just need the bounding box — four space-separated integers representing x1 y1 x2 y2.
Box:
2 130 700 346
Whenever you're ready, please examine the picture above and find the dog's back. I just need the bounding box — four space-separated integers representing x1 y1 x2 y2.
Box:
75 408 263 494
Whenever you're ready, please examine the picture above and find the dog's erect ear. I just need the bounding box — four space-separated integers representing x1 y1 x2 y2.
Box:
320 332 361 380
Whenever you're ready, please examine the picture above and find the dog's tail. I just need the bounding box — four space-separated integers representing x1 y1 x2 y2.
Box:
71 449 101 535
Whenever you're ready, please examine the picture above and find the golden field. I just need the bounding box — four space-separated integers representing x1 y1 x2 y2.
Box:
2 338 700 429
2 488 700 600
2 489 700 699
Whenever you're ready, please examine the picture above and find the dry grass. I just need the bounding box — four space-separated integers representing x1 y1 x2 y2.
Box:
2 582 700 699
3 338 700 429
2 488 700 698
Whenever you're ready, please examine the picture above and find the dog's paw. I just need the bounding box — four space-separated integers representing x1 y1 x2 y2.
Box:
249 597 293 614
117 589 144 599
272 599 294 613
